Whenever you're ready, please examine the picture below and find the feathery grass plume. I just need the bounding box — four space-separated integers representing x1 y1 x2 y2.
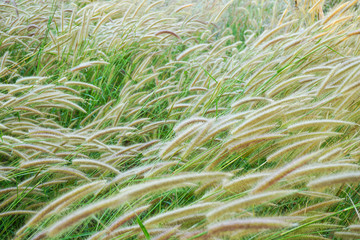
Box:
20 158 67 168
334 231 360 239
52 99 87 113
29 128 65 137
207 190 296 222
290 223 342 234
37 180 69 188
341 79 360 94
252 150 323 193
15 181 106 237
322 14 353 30
179 230 209 240
226 133 286 153
253 20 296 47
13 144 51 154
69 61 109 72
231 105 285 135
47 166 91 182
0 173 10 181
267 136 327 162
262 35 288 50
227 124 280 144
278 235 330 240
43 173 231 237
101 226 140 240
290 199 343 216
323 1 351 24
0 210 36 217
168 213 206 227
276 132 341 146
72 159 120 175
160 123 202 159
0 194 19 210
307 172 360 189
176 44 208 61
93 9 122 35
3 0 360 238
213 0 234 22
208 218 293 235
107 205 150 233
231 96 274 109
266 75 317 97
204 148 230 171
64 81 101 91
145 202 220 227
141 120 177 133
223 172 271 193
198 119 239 144
181 119 214 158
155 30 181 40
86 126 135 142
286 119 357 132
348 225 360 232
88 205 150 240
14 106 44 116
145 161 180 178
152 226 179 240
208 35 234 56
286 163 358 179
316 65 339 96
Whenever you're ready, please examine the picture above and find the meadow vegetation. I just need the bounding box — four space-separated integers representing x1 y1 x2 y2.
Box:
1 0 360 239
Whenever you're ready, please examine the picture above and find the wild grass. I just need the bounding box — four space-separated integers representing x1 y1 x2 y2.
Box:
1 0 360 239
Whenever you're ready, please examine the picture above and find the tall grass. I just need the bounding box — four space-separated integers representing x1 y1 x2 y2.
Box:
1 0 360 239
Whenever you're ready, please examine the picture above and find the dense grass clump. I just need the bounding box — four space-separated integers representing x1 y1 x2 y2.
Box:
1 0 360 239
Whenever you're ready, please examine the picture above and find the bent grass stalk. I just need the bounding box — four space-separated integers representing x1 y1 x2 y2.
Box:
208 218 293 235
42 173 231 237
2 1 360 239
207 190 296 222
252 150 323 193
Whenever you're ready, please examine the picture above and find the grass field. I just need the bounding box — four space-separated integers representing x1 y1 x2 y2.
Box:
1 0 360 239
